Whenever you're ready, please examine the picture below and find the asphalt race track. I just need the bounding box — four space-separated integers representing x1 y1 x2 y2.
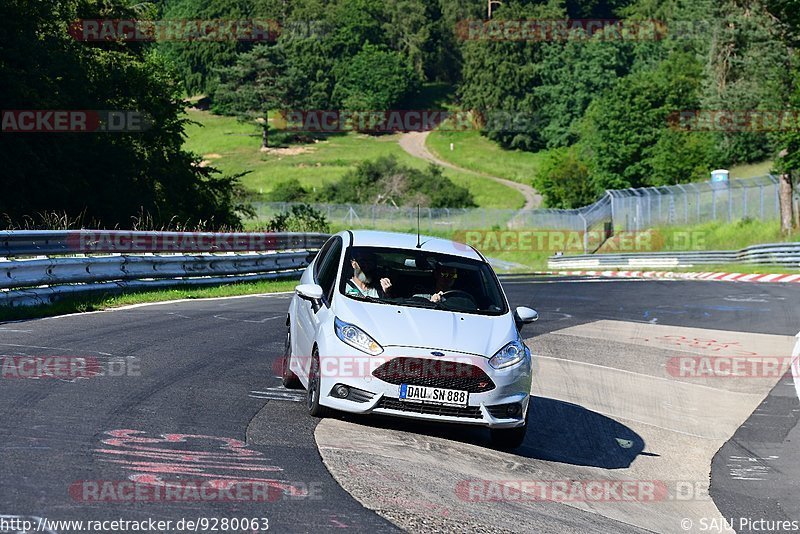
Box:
1 276 798 533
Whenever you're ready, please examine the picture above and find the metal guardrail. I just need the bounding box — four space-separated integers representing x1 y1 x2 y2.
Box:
0 230 329 256
0 231 329 307
548 243 800 269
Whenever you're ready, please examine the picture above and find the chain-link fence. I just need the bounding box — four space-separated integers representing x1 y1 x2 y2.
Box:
608 175 782 231
249 175 786 252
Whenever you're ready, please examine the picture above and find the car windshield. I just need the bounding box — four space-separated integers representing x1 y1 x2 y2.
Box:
339 246 507 316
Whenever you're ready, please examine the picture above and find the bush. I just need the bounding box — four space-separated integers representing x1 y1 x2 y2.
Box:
266 204 330 233
534 147 596 208
267 179 308 202
332 44 420 112
316 156 475 208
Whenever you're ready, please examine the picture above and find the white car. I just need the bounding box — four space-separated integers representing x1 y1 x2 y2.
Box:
281 230 538 448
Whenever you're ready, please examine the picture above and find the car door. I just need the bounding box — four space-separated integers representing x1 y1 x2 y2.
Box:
294 236 343 371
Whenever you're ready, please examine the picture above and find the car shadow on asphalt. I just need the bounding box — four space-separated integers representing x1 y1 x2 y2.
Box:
338 395 647 469
519 396 646 469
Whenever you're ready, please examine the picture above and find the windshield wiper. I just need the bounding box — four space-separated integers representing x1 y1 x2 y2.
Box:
345 293 384 304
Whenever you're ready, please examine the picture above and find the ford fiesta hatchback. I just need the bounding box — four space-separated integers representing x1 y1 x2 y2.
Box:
282 230 538 448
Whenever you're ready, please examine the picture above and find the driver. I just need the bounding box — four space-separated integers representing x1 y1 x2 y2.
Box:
414 263 458 302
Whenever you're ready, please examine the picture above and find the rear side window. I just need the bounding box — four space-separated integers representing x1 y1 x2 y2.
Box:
315 237 342 304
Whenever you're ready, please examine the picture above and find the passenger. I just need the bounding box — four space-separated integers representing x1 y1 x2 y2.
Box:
345 252 392 298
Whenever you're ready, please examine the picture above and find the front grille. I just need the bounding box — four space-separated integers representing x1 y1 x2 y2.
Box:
372 357 495 393
377 397 483 419
348 388 375 403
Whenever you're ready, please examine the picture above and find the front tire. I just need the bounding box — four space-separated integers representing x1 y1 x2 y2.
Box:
307 350 332 418
490 423 528 449
281 324 302 389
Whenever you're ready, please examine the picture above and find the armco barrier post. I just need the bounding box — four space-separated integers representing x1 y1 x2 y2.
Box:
579 213 588 254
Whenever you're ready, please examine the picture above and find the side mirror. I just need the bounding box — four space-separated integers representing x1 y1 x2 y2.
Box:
514 306 538 331
296 284 324 312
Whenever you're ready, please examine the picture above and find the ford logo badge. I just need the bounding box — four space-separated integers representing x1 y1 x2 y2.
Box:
430 351 445 357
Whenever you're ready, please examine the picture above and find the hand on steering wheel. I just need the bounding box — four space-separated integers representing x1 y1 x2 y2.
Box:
439 290 477 304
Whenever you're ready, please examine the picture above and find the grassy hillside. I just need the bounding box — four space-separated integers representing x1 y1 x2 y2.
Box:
426 129 548 185
182 109 524 210
652 219 800 251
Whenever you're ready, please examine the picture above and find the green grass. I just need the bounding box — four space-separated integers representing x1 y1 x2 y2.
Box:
182 108 522 209
426 129 548 185
650 218 800 252
0 279 298 322
729 160 774 179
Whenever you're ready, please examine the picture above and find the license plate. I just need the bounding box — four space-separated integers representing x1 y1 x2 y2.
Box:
399 384 469 407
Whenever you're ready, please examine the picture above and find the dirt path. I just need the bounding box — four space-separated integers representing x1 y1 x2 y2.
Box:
398 131 542 210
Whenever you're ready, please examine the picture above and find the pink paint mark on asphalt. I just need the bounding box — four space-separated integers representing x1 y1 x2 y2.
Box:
95 429 308 498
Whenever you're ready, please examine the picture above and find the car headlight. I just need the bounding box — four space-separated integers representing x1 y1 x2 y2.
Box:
334 317 383 355
489 340 529 369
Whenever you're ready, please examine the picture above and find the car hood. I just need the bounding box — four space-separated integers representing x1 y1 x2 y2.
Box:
334 296 516 357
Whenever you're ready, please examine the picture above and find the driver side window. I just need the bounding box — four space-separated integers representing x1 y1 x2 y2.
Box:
315 237 342 305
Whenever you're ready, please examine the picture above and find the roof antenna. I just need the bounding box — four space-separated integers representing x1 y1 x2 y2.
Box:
416 204 422 248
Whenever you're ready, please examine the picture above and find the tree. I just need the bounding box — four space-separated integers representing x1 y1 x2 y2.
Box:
0 0 245 228
326 0 388 58
534 147 595 208
158 0 283 95
699 1 791 164
382 0 431 79
766 0 800 234
535 35 635 148
578 52 713 191
213 44 288 148
331 44 420 111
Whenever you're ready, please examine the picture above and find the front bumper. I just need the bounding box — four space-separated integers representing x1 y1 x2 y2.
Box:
316 344 532 429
